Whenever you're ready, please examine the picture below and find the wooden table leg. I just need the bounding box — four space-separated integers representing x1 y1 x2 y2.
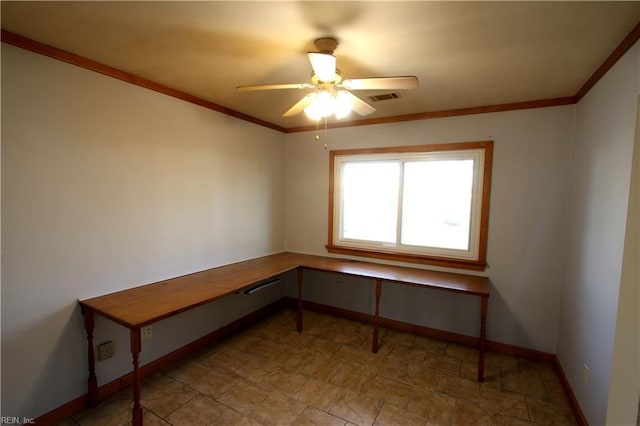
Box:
372 279 382 353
478 296 488 382
296 267 303 332
131 328 143 426
82 307 98 407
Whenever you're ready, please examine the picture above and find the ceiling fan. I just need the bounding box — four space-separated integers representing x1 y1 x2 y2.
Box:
236 37 419 121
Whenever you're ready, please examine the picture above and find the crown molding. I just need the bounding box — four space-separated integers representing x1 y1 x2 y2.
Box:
0 29 287 133
3 22 640 133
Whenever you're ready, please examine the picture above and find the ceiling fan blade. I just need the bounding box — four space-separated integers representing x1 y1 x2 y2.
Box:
307 52 336 82
341 76 419 90
283 93 317 117
236 83 313 92
341 91 376 116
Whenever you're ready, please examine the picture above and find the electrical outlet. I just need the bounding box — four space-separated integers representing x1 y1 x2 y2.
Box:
98 341 114 361
142 325 153 340
583 363 590 384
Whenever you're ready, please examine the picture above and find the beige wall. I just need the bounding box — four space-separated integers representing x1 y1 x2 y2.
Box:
284 106 574 353
1 44 286 418
557 42 639 424
605 96 639 426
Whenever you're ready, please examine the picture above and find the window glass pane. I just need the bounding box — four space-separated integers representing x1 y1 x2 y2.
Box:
401 159 474 250
342 161 399 243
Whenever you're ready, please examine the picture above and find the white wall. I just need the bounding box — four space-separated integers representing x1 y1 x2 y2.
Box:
557 42 640 425
284 106 574 353
1 44 286 419
605 97 640 426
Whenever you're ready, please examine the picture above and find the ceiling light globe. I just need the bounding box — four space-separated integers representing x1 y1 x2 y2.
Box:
334 91 352 119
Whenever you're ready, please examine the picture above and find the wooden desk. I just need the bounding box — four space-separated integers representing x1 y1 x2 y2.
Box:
79 252 489 426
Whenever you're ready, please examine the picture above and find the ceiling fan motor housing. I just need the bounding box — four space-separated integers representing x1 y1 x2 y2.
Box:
314 37 339 54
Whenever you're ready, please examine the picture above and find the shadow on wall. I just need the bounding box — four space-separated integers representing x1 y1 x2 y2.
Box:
284 268 541 353
2 302 87 420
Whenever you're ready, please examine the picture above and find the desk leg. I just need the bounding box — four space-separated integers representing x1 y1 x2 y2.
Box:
83 308 98 407
130 328 143 426
296 267 303 332
372 280 382 353
478 296 488 382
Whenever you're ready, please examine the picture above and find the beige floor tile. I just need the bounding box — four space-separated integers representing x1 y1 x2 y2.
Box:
333 346 381 369
213 347 278 381
259 368 309 397
140 376 198 418
164 359 214 385
253 324 293 343
226 329 263 351
64 309 579 426
273 346 314 372
380 329 416 348
329 391 382 426
526 397 578 425
503 416 534 426
190 366 240 399
298 352 346 381
332 331 368 348
452 400 505 425
518 358 558 381
407 388 456 423
501 371 547 399
245 338 288 360
210 409 263 426
207 347 253 372
217 380 270 416
542 378 573 409
405 362 439 388
424 354 462 376
486 352 520 374
376 356 436 389
74 396 132 426
461 360 501 388
362 375 413 407
387 344 428 363
307 335 345 354
412 335 447 355
373 402 428 426
329 363 377 393
251 391 308 425
435 375 480 401
362 338 396 356
445 343 480 363
126 409 170 425
281 330 321 349
293 406 347 426
294 378 346 411
165 394 227 425
477 387 529 420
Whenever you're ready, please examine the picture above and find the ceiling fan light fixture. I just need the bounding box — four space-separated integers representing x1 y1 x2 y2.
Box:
311 70 342 86
334 91 353 119
304 90 353 121
304 90 331 120
308 52 337 83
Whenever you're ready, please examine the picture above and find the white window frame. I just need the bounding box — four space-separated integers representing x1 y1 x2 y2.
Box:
327 141 493 270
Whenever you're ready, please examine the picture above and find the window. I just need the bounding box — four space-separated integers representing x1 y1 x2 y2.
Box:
327 141 493 270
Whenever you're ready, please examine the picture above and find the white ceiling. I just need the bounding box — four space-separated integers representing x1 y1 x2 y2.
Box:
2 1 640 130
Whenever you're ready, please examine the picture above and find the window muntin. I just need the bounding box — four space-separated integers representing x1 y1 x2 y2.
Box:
327 142 492 270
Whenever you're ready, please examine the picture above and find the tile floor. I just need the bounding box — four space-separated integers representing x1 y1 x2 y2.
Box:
62 309 578 425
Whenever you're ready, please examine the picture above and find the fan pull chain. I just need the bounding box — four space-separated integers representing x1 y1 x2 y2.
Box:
324 117 328 149
313 118 328 150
